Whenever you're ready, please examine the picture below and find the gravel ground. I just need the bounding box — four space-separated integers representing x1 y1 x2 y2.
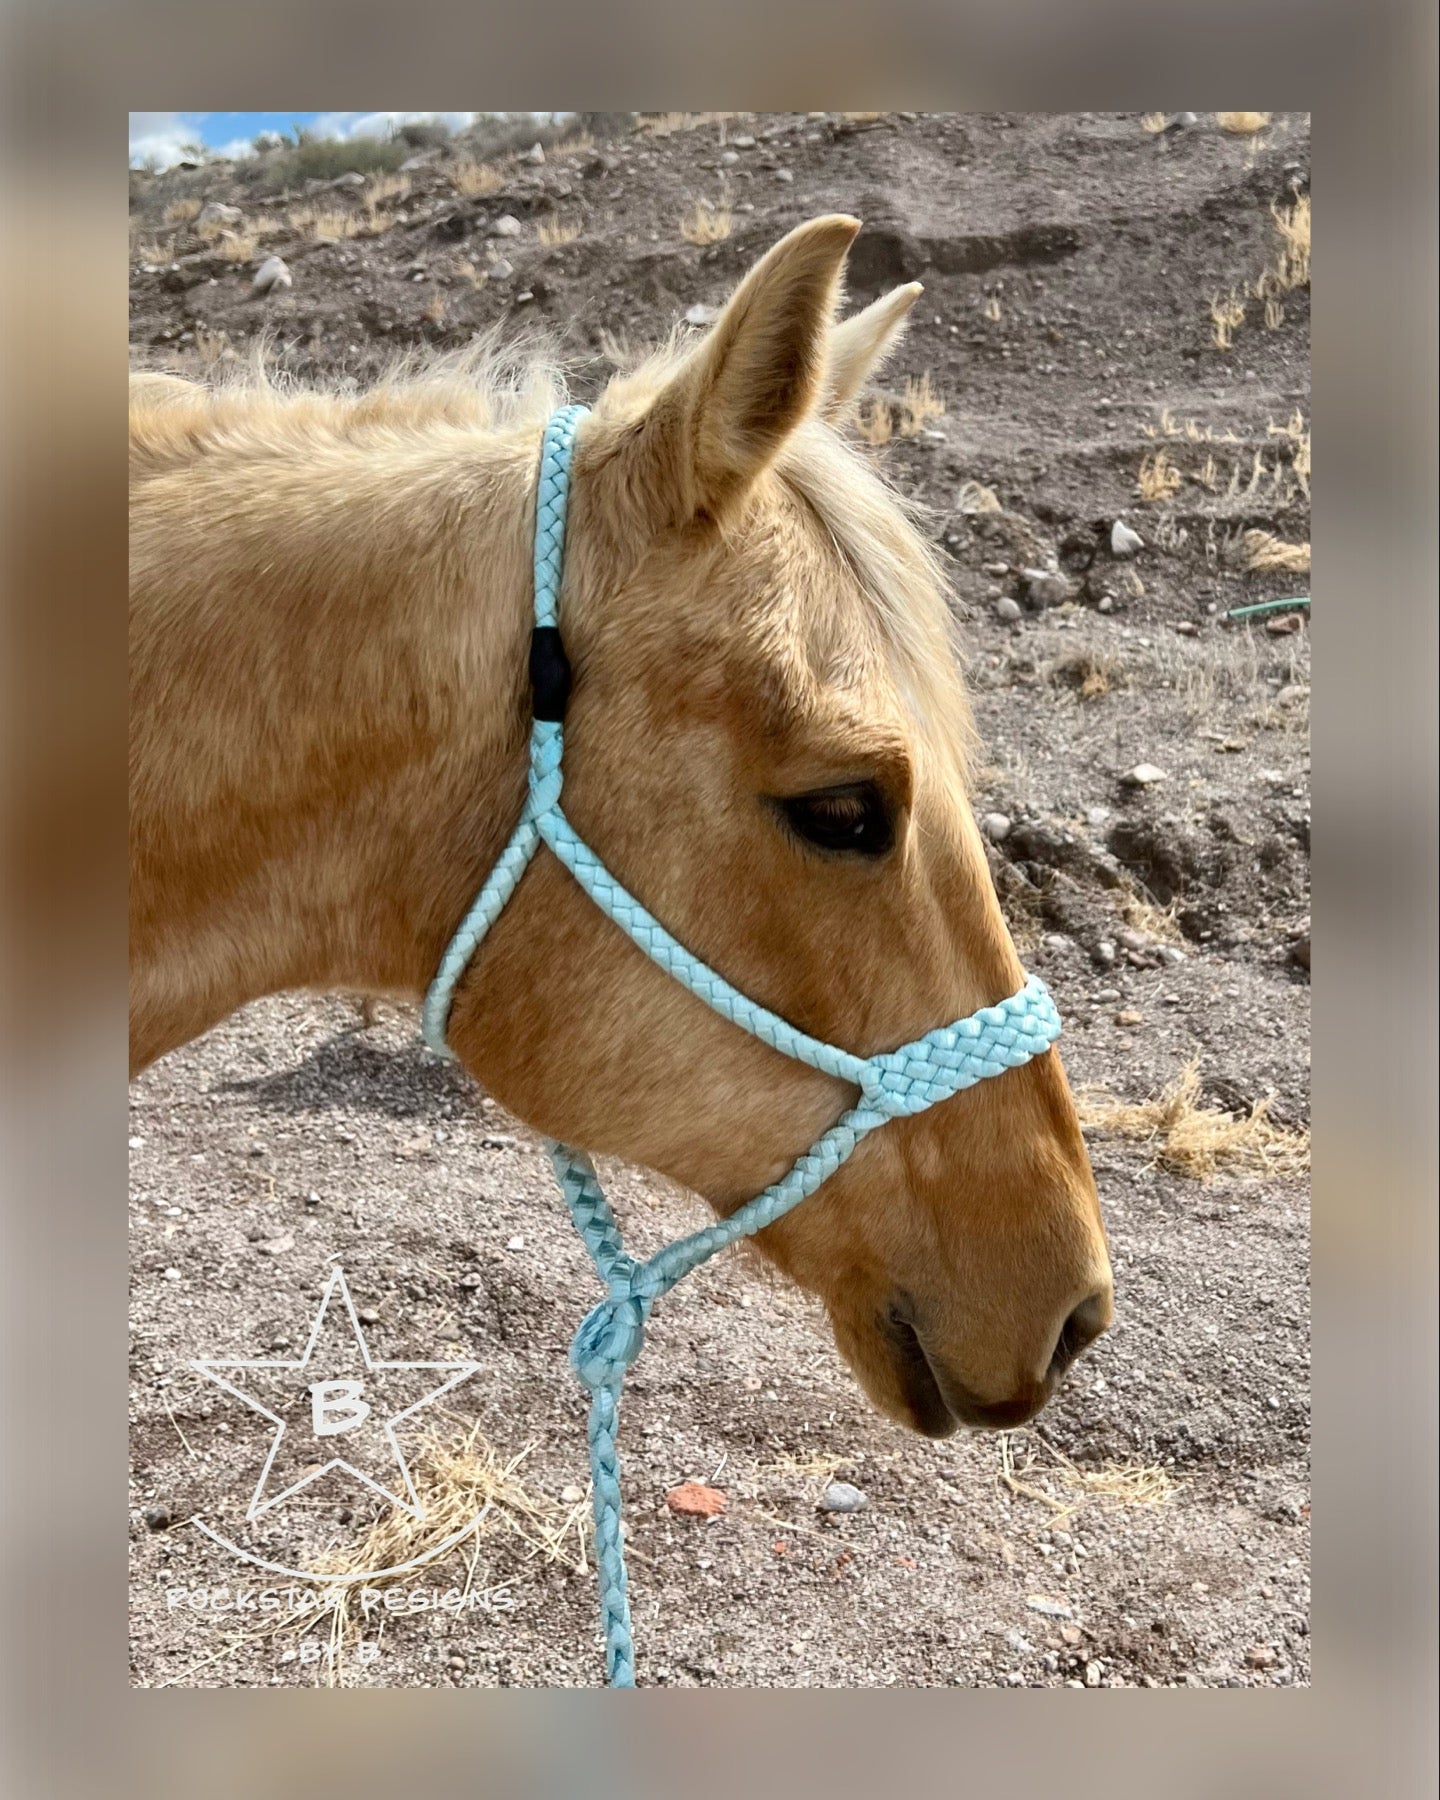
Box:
129 111 1310 1688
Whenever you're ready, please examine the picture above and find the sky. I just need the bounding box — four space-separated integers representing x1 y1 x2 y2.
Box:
128 112 493 169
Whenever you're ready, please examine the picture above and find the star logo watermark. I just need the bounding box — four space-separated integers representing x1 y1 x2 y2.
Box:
192 1266 480 1525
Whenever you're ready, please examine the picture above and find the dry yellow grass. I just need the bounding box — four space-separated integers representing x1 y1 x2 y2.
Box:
551 131 596 159
308 208 362 241
1119 883 1185 946
136 235 175 264
855 398 893 446
537 215 582 246
1137 447 1183 501
680 198 732 246
1000 1433 1179 1530
1215 111 1272 134
452 158 505 198
214 230 260 263
1269 193 1310 289
982 295 1002 322
421 292 447 326
1242 529 1310 573
899 372 945 434
1076 1061 1309 1180
1139 113 1168 134
1209 289 1247 350
364 172 410 210
1053 650 1122 700
163 197 202 226
1269 410 1311 494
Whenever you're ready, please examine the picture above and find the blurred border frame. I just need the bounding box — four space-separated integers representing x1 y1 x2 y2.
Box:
2 2 1435 1795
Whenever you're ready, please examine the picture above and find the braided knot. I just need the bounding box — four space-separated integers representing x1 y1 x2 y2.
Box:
570 1292 648 1389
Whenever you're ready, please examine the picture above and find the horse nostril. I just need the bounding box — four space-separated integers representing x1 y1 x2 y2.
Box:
1048 1289 1111 1381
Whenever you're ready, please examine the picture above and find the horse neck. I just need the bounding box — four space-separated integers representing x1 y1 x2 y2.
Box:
129 416 539 1069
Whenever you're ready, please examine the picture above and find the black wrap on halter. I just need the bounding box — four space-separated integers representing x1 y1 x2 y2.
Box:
529 625 573 723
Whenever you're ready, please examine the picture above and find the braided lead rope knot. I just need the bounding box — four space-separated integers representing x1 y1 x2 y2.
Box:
421 405 1068 1687
570 1291 650 1388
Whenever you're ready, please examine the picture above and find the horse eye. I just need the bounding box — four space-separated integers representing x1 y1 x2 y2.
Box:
778 783 895 857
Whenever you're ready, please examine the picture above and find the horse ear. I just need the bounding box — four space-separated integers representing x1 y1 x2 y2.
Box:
631 214 861 521
823 282 924 418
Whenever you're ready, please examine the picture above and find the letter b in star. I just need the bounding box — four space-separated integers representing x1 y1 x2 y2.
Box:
309 1379 370 1437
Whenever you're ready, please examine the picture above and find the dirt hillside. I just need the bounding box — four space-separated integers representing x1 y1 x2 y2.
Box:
129 112 1310 1689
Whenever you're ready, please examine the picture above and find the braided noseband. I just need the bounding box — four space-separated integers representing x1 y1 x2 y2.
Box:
423 405 1063 1686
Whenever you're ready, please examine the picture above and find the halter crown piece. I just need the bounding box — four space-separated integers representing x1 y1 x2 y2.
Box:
423 405 1063 1687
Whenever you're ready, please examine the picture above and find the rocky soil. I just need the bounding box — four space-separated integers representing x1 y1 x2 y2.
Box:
129 112 1310 1689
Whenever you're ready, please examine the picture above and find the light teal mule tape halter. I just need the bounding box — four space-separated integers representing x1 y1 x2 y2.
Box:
423 403 1063 1687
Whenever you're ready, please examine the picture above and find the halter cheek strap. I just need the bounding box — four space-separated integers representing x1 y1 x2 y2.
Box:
423 404 1063 1687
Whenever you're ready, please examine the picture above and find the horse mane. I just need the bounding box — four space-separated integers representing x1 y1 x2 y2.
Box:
130 333 974 795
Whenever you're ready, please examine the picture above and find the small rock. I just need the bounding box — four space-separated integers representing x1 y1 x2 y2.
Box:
331 172 367 190
1097 595 1116 614
521 142 546 165
666 1481 728 1518
994 596 1023 623
1026 1595 1074 1620
1175 111 1199 128
719 149 739 166
197 201 242 227
1245 1644 1279 1669
730 133 756 148
1120 763 1167 787
490 213 522 238
1155 943 1186 965
1005 1631 1036 1654
1110 520 1144 558
144 1504 173 1530
1289 933 1311 970
1023 570 1072 610
684 302 721 326
1060 1623 1083 1646
1266 612 1303 635
254 1232 294 1256
560 1484 585 1505
820 1481 868 1513
983 561 1010 578
1095 987 1120 1004
487 259 514 281
1085 1660 1103 1687
981 812 1012 843
506 1235 525 1251
1095 939 1117 967
1114 1010 1145 1027
774 168 794 183
251 255 291 295
1042 933 1073 955
358 1307 381 1325
1276 684 1310 707
1175 620 1199 636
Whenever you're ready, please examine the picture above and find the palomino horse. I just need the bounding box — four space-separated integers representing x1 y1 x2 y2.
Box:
130 215 1112 1435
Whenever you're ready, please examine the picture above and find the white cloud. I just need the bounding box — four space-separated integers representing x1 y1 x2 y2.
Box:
305 111 483 142
128 112 208 169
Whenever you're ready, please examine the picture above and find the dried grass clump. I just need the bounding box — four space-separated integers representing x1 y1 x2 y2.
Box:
1242 529 1310 573
982 295 1002 322
1053 651 1122 700
452 158 505 198
308 1425 588 1591
1209 289 1247 350
1269 194 1310 289
1268 410 1311 495
1076 1062 1309 1180
900 372 945 434
1137 447 1184 500
308 208 362 241
1119 883 1185 945
136 235 175 264
537 215 582 246
1000 1434 1179 1529
680 198 732 245
363 171 411 210
1215 112 1272 134
1139 113 1168 134
164 197 203 225
214 229 261 263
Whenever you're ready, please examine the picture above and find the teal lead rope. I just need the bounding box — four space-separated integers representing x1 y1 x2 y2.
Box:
423 405 1065 1687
